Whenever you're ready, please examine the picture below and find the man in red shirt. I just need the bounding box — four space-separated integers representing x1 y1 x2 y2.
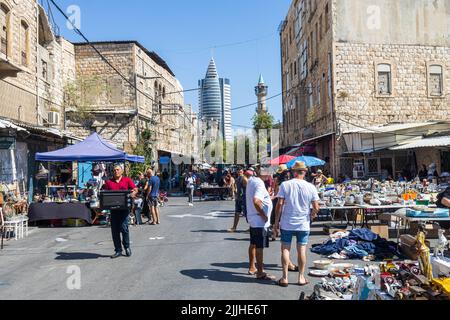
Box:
102 164 138 258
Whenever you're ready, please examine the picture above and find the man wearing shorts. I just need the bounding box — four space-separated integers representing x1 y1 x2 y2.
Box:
245 167 275 281
274 161 320 287
147 169 161 225
228 169 247 232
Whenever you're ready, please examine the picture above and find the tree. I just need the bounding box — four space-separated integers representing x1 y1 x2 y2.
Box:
252 111 275 163
252 111 275 130
129 129 154 178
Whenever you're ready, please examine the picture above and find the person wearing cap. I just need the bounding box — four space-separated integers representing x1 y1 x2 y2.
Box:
274 161 320 287
102 164 138 258
228 169 248 233
244 167 275 280
312 169 328 189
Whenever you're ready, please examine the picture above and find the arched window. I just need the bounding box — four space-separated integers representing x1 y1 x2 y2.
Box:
20 20 30 66
429 65 443 97
0 3 10 56
377 63 392 95
162 87 166 99
18 105 22 120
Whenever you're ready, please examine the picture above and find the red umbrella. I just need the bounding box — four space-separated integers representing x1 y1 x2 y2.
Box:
269 155 296 165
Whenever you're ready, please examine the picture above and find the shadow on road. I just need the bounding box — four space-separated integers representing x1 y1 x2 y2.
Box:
191 230 247 234
55 252 110 260
223 237 250 242
180 268 276 285
210 262 280 271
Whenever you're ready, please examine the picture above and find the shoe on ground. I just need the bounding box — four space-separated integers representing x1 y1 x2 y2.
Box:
111 252 122 259
125 248 132 257
227 228 236 233
189 203 194 206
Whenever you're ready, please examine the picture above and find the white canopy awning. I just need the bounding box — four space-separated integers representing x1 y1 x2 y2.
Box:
390 135 450 150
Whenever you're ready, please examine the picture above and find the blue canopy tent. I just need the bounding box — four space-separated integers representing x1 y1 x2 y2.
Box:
35 133 145 163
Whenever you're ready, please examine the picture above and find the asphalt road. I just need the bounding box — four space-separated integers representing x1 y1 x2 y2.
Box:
0 197 361 300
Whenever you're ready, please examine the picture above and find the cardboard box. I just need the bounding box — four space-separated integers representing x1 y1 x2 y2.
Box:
369 224 389 239
323 223 348 235
409 223 441 239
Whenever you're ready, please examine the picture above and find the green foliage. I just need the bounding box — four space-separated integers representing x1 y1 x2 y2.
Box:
129 129 154 178
252 111 275 130
252 111 274 163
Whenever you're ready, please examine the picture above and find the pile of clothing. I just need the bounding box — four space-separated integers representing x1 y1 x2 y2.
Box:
311 228 398 260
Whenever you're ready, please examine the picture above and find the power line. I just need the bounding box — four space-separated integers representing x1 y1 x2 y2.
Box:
231 81 318 111
162 33 277 55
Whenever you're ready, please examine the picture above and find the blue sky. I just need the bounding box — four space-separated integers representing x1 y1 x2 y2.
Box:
46 0 291 128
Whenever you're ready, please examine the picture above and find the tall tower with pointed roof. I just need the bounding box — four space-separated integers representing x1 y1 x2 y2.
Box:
255 74 268 114
198 59 232 141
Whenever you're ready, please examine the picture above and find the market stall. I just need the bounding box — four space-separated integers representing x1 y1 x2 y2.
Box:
28 133 144 225
198 184 230 201
316 178 449 235
305 227 450 300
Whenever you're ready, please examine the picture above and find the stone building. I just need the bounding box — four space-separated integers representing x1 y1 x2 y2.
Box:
0 0 77 190
67 41 198 172
280 0 450 178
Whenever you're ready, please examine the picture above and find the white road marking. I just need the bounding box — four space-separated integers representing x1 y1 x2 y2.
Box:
149 237 165 240
168 211 230 220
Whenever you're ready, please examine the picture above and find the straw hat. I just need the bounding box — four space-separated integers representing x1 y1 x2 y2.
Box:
291 161 308 172
276 164 288 174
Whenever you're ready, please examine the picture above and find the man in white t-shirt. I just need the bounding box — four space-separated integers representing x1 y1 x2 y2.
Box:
185 172 196 206
274 161 320 287
245 167 275 281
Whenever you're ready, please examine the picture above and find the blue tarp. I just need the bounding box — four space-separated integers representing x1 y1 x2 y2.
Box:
35 133 145 163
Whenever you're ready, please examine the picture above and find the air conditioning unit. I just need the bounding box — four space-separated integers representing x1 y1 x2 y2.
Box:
48 111 60 126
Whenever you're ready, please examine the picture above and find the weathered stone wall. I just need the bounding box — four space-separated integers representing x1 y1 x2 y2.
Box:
334 43 450 132
0 0 38 124
281 0 334 148
68 42 190 156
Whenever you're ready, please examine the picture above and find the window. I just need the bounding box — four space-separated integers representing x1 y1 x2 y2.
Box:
310 31 314 63
108 77 123 104
319 14 323 41
290 62 293 81
377 63 392 95
325 3 329 32
41 60 48 81
307 83 313 109
163 86 166 99
300 40 308 80
368 159 379 175
429 65 443 96
0 4 9 56
315 22 319 56
20 21 29 66
294 60 297 76
317 80 321 107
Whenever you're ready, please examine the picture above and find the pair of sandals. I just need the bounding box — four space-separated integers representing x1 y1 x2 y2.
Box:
277 278 310 287
248 264 298 275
